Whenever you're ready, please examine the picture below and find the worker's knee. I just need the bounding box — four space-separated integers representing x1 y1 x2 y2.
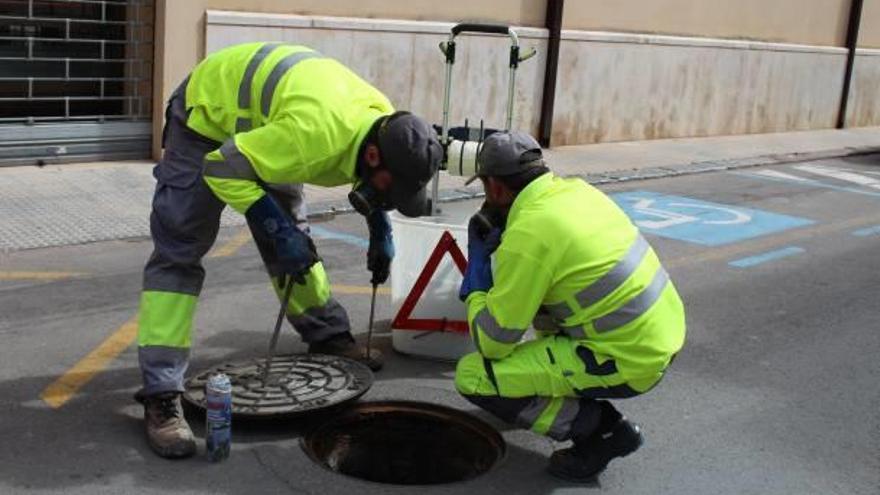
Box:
454 352 487 395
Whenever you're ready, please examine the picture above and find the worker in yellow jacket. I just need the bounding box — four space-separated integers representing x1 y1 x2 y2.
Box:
138 42 441 458
456 131 686 482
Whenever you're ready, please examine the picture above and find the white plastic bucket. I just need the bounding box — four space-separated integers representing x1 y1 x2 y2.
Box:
390 206 475 361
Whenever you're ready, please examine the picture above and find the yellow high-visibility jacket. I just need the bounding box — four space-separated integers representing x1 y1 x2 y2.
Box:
183 42 394 212
465 173 686 386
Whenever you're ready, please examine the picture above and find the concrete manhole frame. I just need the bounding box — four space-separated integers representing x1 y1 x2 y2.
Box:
301 400 507 485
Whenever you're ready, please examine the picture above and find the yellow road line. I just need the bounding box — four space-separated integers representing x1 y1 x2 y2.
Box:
41 283 387 409
41 316 138 409
207 227 252 258
331 284 392 295
0 271 84 281
42 227 253 409
46 211 879 409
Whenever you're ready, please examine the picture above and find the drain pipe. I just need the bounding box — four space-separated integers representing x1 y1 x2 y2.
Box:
537 0 564 147
837 0 864 129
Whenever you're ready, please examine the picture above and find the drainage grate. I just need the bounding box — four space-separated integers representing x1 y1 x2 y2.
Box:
303 401 506 485
182 354 373 419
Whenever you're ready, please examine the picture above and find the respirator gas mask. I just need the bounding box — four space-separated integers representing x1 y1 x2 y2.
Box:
348 180 394 217
471 201 508 238
348 111 413 217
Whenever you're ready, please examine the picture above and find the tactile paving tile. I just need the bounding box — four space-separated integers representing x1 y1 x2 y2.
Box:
0 161 477 252
0 163 245 251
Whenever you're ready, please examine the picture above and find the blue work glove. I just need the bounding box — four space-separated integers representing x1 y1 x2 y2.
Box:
245 194 318 284
366 209 395 285
459 214 501 301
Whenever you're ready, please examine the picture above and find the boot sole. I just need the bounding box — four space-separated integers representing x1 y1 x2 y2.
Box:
362 357 384 372
547 431 644 483
148 439 197 459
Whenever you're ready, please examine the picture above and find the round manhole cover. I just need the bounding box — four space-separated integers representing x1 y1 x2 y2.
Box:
302 401 506 485
183 354 373 418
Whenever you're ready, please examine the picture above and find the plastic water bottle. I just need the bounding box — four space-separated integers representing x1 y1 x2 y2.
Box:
205 372 232 462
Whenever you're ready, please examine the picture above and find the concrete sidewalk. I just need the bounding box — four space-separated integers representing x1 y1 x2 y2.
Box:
2 127 879 251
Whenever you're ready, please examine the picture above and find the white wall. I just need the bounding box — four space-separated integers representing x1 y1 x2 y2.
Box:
552 32 848 145
205 11 549 137
846 49 880 127
203 11 873 146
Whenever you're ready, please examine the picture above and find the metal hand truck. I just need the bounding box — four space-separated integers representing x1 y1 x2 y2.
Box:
430 23 538 214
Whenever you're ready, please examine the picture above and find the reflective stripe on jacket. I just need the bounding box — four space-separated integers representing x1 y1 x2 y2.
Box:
183 42 394 212
465 173 686 381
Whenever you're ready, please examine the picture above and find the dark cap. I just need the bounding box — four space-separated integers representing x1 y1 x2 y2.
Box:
466 130 544 185
377 112 443 217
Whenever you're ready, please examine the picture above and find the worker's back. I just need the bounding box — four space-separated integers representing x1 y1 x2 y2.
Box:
181 42 394 189
503 174 686 384
185 42 392 138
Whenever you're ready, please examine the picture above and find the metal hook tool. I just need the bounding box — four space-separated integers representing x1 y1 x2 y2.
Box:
366 282 378 360
261 276 295 385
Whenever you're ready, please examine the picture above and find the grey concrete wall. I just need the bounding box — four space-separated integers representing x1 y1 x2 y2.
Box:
205 11 549 137
152 1 880 157
152 0 544 157
846 49 880 127
201 11 872 147
552 32 848 145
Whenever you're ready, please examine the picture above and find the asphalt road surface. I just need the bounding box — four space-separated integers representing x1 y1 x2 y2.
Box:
1 155 878 494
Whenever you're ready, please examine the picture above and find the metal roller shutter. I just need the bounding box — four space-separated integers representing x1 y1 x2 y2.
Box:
0 0 153 166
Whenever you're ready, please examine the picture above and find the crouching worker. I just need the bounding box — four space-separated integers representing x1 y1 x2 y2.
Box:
455 131 686 482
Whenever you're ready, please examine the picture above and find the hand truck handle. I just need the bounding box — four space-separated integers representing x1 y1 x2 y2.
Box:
451 23 511 36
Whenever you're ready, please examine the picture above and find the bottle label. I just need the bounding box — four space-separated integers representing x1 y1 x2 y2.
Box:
205 374 232 462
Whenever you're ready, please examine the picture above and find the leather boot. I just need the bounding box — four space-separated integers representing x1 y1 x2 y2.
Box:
143 392 196 459
548 417 643 482
308 332 383 371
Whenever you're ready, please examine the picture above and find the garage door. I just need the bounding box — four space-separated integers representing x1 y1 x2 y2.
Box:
0 0 153 166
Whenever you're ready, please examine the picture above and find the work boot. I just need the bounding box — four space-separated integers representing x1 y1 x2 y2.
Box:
547 418 644 482
308 332 383 371
143 392 196 459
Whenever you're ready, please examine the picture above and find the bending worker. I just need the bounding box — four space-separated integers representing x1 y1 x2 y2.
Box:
137 42 442 459
456 131 686 482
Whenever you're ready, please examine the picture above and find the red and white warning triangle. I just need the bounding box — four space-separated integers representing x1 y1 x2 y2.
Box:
392 230 470 334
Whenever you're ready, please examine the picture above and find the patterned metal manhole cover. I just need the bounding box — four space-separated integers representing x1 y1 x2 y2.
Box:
182 354 373 418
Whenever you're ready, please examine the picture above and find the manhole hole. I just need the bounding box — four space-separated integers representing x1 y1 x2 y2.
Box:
182 354 373 418
302 401 506 485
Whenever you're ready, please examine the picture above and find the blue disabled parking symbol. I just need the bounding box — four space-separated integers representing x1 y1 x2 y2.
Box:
611 191 814 246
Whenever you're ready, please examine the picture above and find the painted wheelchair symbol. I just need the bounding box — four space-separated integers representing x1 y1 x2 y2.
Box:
625 197 752 230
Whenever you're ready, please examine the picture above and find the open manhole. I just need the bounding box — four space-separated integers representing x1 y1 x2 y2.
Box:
182 354 373 419
302 401 506 485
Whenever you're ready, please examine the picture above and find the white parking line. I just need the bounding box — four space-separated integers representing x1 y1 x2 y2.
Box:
793 164 880 190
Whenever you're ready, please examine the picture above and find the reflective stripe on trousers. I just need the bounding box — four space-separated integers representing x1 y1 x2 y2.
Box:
454 337 646 441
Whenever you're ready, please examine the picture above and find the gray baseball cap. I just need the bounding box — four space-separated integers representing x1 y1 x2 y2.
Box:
466 130 544 185
377 112 443 217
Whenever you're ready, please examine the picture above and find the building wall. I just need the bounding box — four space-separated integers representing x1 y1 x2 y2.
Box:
858 0 880 48
552 33 847 145
846 49 880 126
204 11 548 136
152 1 880 157
151 0 544 155
562 0 851 47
